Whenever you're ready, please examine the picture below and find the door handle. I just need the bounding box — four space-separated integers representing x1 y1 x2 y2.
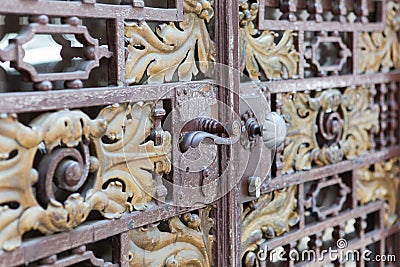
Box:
179 117 238 153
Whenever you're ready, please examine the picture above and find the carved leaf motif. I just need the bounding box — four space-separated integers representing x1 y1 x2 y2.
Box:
282 93 315 172
241 186 299 266
128 207 214 267
341 87 380 158
96 103 172 211
0 102 171 251
239 1 299 80
356 159 400 226
125 0 215 84
357 1 400 73
282 87 379 173
240 29 299 80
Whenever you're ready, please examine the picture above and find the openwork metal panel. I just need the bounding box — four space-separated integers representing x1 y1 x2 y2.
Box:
239 0 400 266
0 0 398 266
0 0 224 266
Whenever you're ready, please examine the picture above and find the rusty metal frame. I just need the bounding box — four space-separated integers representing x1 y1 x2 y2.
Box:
257 0 386 31
0 0 398 266
0 0 184 21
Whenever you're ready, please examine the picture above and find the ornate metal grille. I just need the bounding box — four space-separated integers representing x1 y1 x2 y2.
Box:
0 0 398 266
239 0 400 266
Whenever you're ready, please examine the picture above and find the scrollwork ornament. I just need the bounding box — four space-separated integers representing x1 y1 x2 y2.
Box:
128 207 214 267
124 0 215 84
239 0 299 80
241 186 299 266
282 87 379 173
356 158 400 226
0 102 171 251
357 1 400 73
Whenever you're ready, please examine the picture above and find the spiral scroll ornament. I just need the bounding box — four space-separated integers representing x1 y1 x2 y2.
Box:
37 142 96 205
0 102 172 251
282 87 379 173
317 110 343 146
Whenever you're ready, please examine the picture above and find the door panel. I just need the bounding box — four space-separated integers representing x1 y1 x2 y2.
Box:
0 0 398 266
0 0 221 266
239 0 400 266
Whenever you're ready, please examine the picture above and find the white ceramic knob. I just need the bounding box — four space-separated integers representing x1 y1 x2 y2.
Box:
262 112 287 150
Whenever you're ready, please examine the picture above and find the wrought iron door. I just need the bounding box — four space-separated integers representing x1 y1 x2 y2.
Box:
0 0 398 266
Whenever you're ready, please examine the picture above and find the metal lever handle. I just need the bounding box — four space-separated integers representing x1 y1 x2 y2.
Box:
179 117 237 153
179 131 234 153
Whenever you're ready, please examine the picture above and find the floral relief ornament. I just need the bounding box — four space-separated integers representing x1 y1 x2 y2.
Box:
356 158 400 226
124 0 216 84
128 207 214 267
241 186 299 266
282 86 379 173
0 102 171 251
239 0 299 80
357 1 400 73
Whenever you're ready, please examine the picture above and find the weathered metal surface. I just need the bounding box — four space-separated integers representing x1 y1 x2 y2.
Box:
0 15 112 89
239 5 299 81
0 0 398 266
35 245 118 267
282 86 379 173
356 158 400 226
239 0 400 266
257 0 386 31
241 186 299 266
357 1 400 73
128 207 214 266
0 0 184 21
124 0 215 84
0 102 171 251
